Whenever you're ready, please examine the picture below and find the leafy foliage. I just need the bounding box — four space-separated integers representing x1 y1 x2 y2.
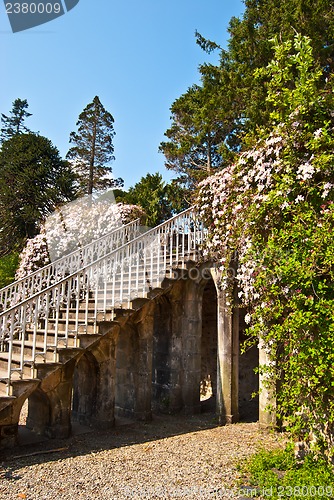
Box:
67 96 123 195
120 173 188 227
226 0 334 136
197 35 334 462
0 253 19 288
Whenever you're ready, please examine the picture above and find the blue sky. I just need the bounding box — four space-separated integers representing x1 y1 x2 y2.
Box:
1 0 245 189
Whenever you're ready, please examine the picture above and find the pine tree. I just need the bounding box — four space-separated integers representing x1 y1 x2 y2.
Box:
67 96 123 195
0 98 32 142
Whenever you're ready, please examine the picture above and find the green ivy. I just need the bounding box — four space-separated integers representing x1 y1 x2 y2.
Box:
197 34 334 463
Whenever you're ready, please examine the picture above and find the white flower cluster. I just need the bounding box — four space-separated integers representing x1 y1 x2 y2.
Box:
15 201 145 280
196 123 333 311
197 132 288 305
322 182 334 199
15 234 50 280
296 161 315 181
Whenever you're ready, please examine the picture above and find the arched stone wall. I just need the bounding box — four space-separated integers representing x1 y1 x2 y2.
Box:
151 266 217 416
0 264 264 450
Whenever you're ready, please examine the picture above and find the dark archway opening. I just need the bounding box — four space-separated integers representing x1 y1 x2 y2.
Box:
239 310 259 422
200 278 217 412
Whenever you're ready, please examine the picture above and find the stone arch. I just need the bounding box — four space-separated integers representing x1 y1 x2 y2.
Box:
72 351 99 425
150 261 260 423
151 264 217 416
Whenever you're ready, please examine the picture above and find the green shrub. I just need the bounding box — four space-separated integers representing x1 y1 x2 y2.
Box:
0 252 19 288
240 445 334 499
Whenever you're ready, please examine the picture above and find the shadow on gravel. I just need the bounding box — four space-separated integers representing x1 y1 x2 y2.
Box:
1 412 222 475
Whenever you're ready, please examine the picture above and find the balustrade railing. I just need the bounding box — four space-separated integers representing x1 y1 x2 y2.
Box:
0 208 206 394
0 218 141 313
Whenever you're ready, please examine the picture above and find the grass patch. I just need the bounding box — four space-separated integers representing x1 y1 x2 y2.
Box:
238 444 334 499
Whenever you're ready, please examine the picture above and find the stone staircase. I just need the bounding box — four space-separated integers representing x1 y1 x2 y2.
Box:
0 208 206 447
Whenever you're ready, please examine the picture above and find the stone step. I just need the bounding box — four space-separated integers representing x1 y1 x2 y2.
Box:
0 378 42 415
33 319 97 335
0 393 16 411
113 307 137 319
80 264 184 289
84 267 182 292
0 376 40 397
78 295 146 311
0 344 84 380
0 352 34 378
0 380 17 411
26 330 78 346
0 375 12 399
87 282 163 296
11 340 60 362
76 332 102 349
5 334 101 364
58 308 114 321
129 297 150 309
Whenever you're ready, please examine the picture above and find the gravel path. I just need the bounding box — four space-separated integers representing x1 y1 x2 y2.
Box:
0 414 285 499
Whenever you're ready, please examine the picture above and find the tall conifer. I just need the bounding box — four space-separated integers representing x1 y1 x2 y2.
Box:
67 96 122 195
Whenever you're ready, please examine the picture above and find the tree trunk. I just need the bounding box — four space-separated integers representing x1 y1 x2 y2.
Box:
207 133 212 174
88 120 97 195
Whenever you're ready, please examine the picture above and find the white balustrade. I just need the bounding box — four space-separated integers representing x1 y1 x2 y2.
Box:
0 208 207 394
0 218 141 313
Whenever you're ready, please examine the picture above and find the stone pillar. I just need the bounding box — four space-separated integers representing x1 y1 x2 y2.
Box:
181 279 202 415
151 296 173 413
212 269 239 425
258 338 276 427
160 277 202 415
115 322 137 419
168 283 185 413
134 302 154 421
